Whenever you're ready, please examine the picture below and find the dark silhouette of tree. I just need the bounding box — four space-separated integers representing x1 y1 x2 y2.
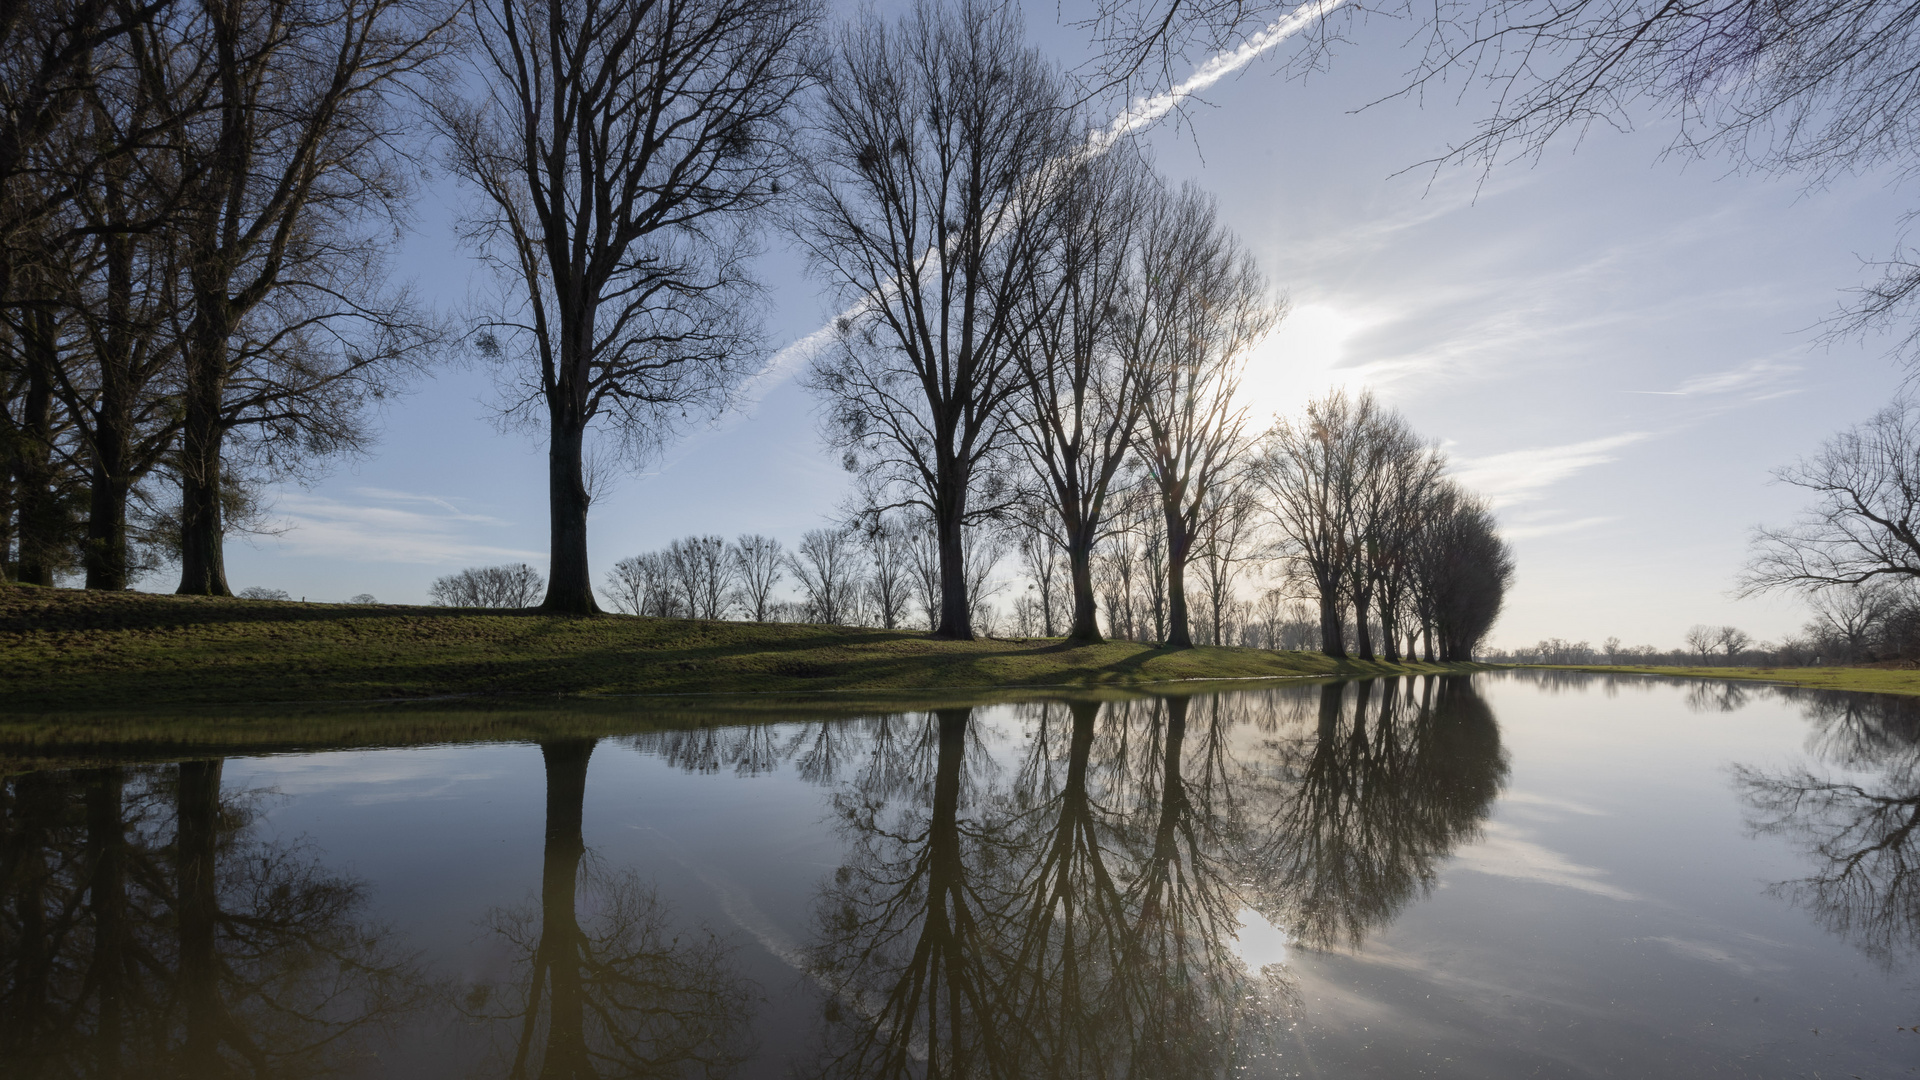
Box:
0 760 426 1078
794 0 1078 640
806 708 1020 1078
436 0 817 614
1242 677 1507 950
159 0 449 596
1129 183 1275 648
1744 398 1920 596
1737 688 1920 968
1008 147 1153 642
465 738 756 1079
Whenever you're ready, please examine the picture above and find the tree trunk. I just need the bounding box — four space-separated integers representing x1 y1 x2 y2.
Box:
1164 507 1193 648
85 443 132 591
176 759 223 1072
934 498 972 639
1317 588 1346 659
175 308 231 596
1352 588 1375 661
1066 527 1101 642
14 312 60 586
1422 621 1436 663
84 223 138 591
541 411 597 614
531 738 595 1078
85 768 127 1079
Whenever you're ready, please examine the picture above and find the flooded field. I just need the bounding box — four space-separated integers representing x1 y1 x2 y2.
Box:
3 671 1916 1077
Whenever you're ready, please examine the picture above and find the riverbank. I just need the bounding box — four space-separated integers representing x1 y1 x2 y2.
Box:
1522 663 1920 696
1 586 1467 713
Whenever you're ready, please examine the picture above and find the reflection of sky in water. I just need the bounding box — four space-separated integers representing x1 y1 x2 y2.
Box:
15 673 1920 1078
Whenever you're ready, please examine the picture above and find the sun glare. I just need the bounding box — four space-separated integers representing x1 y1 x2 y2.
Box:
1236 302 1371 426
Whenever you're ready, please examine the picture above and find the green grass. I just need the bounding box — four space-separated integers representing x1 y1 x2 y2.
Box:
1520 663 1920 696
1 586 1462 718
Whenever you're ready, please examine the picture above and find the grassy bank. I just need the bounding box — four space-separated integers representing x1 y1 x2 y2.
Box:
1524 663 1920 696
1 586 1461 715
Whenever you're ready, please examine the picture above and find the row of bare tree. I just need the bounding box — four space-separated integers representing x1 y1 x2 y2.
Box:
1 0 1510 658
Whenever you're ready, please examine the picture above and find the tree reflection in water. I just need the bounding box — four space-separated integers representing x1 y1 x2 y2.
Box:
1736 688 1920 969
0 761 424 1079
800 678 1505 1079
464 738 756 1080
1244 678 1508 950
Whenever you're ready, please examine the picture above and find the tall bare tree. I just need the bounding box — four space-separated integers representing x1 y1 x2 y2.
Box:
729 532 783 622
1258 390 1378 658
1130 182 1278 648
1010 145 1150 641
439 0 818 613
152 0 452 596
795 0 1078 639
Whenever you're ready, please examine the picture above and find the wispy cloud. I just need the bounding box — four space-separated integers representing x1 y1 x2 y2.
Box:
1451 821 1640 901
1628 356 1801 398
267 488 541 566
1449 432 1648 507
1501 515 1616 540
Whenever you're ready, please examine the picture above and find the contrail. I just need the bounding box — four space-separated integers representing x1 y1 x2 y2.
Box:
719 0 1349 423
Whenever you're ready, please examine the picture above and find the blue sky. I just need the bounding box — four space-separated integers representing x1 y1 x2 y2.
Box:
210 1 1915 651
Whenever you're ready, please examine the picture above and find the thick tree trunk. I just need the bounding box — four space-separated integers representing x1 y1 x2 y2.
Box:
176 311 230 596
1164 508 1193 648
84 226 138 591
1422 621 1436 663
1352 589 1375 661
934 497 971 639
176 759 222 1072
531 739 595 1078
1066 536 1101 642
541 413 597 614
85 448 132 591
1317 589 1346 659
14 314 60 586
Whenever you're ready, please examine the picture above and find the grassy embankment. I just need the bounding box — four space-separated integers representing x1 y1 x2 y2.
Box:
0 586 1473 755
1521 663 1920 696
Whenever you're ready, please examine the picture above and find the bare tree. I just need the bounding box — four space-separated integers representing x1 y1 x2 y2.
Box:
1131 182 1279 647
1684 624 1718 664
861 516 914 630
1718 625 1755 661
437 0 818 614
1258 391 1378 658
1805 582 1903 661
666 534 735 620
156 0 451 596
794 0 1078 639
1009 145 1151 641
1191 483 1256 647
1015 524 1066 638
789 526 864 625
1744 399 1920 596
432 562 545 607
729 533 784 621
604 551 681 616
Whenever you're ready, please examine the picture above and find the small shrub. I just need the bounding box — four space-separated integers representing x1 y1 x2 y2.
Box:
238 586 291 601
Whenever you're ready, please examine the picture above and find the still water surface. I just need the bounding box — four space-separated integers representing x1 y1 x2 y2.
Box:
4 672 1918 1077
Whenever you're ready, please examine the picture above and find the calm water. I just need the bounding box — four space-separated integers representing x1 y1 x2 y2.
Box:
3 672 1918 1078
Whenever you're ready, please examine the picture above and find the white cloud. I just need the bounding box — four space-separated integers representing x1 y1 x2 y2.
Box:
1450 820 1640 901
1449 432 1649 507
265 488 542 566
